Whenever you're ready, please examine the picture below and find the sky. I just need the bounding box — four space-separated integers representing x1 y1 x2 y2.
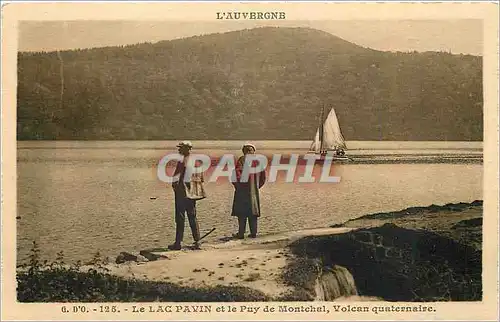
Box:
18 20 482 55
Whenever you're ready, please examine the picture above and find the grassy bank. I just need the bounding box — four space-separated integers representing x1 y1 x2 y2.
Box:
283 201 483 301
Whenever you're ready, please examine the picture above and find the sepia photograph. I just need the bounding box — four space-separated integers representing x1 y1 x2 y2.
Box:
1 2 499 321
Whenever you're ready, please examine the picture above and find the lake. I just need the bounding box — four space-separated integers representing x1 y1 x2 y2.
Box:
16 141 483 264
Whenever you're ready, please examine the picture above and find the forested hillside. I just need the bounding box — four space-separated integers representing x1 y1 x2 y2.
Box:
17 27 483 140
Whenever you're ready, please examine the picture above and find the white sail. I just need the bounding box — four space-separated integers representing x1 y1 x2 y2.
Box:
310 107 347 153
309 129 322 153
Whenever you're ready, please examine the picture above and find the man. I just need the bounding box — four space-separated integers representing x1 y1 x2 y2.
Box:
168 141 206 250
231 143 266 239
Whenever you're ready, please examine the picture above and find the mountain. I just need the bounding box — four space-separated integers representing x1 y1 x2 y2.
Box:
17 27 483 141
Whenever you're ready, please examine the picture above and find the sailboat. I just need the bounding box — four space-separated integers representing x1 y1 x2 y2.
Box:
309 105 350 161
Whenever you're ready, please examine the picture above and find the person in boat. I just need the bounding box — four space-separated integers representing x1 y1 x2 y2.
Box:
320 148 345 157
231 143 266 239
168 141 206 250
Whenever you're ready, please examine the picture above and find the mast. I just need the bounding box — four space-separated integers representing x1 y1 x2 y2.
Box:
319 105 325 152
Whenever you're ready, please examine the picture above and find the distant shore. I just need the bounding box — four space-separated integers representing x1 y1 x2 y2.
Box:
17 200 483 302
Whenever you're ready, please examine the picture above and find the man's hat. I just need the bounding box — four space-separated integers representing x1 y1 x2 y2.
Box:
176 140 193 149
242 142 256 150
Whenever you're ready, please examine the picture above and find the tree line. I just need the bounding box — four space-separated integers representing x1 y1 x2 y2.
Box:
17 27 483 140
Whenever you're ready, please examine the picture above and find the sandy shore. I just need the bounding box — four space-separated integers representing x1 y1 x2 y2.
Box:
105 200 482 301
108 227 355 299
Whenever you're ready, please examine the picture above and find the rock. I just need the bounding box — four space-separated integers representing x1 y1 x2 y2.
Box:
136 255 150 263
471 200 483 207
373 234 383 246
115 252 137 264
385 247 402 258
139 250 168 261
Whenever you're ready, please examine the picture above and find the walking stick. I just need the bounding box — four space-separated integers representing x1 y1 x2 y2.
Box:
195 227 216 245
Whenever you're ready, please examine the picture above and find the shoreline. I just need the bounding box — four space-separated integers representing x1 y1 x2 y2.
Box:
17 200 483 302
18 152 482 164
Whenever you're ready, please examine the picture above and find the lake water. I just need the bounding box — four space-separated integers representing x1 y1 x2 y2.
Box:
16 141 483 264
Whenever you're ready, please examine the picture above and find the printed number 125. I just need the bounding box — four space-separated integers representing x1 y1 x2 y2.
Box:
100 306 118 313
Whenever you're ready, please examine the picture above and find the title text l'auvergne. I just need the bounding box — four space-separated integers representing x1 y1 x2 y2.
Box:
216 12 286 20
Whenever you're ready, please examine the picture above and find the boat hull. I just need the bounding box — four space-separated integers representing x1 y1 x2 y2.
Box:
305 150 351 163
313 155 351 163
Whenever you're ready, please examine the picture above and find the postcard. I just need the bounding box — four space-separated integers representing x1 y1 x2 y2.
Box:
1 1 499 321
